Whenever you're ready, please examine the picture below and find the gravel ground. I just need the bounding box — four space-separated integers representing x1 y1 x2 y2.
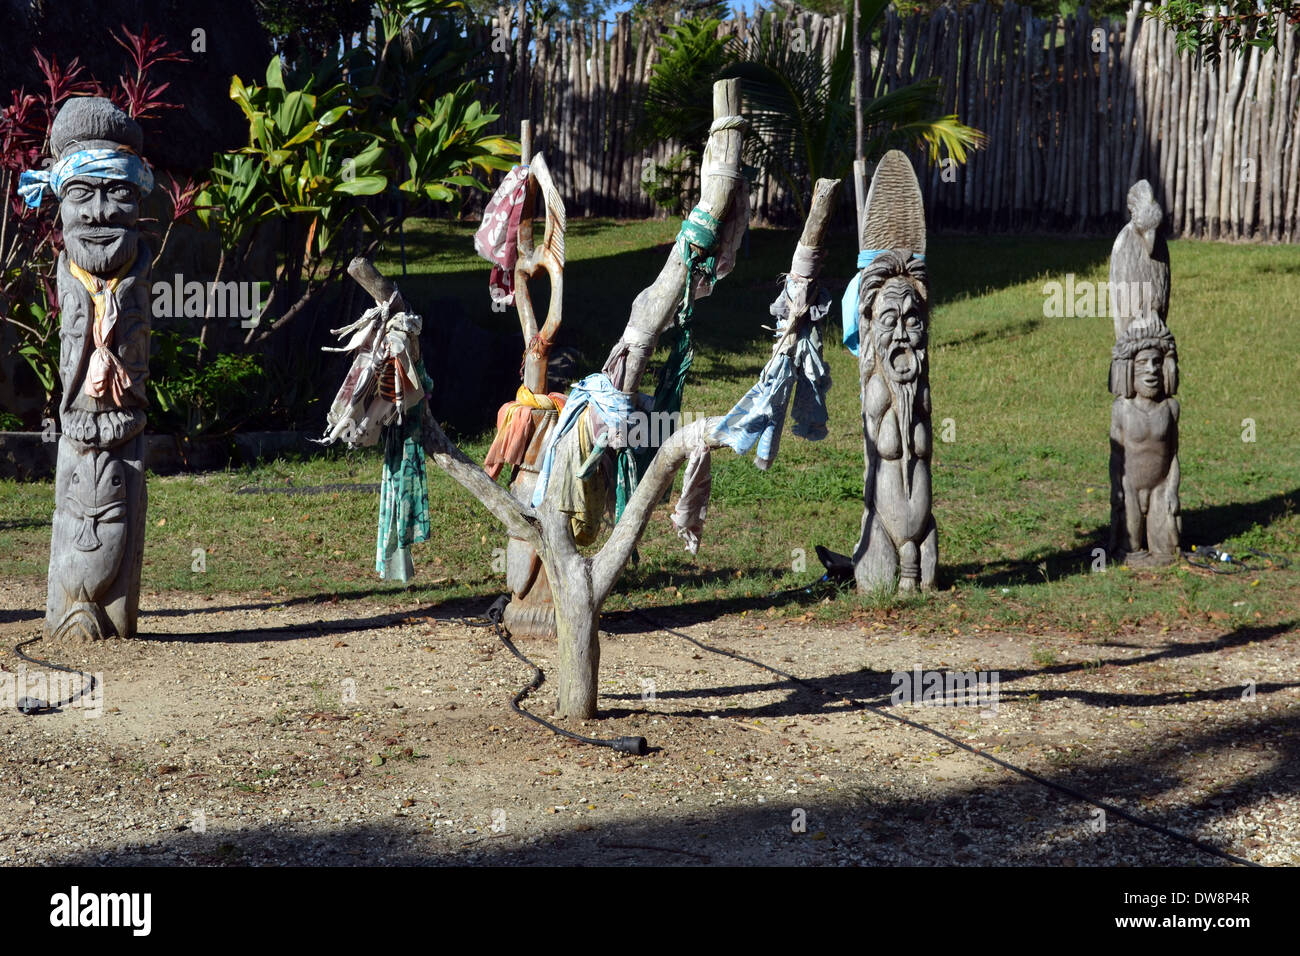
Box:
1 581 1296 866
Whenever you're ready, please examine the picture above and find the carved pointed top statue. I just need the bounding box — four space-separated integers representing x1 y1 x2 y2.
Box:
845 151 936 593
20 97 155 639
1108 182 1180 568
1109 179 1169 344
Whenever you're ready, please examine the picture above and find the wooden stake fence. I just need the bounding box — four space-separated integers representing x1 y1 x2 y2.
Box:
465 2 1300 239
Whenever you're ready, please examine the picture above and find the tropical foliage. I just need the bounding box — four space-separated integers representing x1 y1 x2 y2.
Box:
637 4 983 219
195 0 517 361
1147 0 1300 63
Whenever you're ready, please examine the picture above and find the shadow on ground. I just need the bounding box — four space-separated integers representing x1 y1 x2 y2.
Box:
43 699 1297 867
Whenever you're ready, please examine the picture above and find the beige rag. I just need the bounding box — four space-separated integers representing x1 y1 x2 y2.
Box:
69 257 135 405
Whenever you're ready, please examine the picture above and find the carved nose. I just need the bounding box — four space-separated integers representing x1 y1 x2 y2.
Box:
82 195 105 221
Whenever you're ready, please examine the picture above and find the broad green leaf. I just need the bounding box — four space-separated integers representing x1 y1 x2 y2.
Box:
334 175 387 196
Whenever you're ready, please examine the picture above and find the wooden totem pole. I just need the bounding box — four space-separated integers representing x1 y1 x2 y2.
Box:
1108 180 1180 566
496 124 568 638
19 98 154 639
848 151 936 593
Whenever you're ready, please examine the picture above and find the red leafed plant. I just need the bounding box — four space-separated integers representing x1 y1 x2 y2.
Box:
112 24 189 120
1 24 196 418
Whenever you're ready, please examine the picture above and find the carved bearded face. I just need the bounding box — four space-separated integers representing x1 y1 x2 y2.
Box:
60 177 141 275
870 275 927 384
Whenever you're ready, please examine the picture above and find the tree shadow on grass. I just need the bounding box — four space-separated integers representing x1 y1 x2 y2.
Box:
941 486 1300 590
0 518 48 531
934 317 1042 351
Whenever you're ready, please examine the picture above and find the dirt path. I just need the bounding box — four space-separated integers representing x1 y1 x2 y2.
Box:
1 582 1296 866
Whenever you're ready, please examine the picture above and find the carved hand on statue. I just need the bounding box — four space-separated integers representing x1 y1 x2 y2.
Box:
61 408 143 448
101 409 143 445
63 409 97 445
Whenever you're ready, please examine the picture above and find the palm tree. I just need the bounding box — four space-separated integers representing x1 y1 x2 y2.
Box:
638 4 983 220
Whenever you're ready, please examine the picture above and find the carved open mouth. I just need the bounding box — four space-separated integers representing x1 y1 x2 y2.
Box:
70 230 124 247
887 346 918 382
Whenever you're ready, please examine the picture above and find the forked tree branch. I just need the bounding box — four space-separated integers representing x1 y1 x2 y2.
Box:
592 177 841 599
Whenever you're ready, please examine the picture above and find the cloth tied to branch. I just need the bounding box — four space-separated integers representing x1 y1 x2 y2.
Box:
842 249 926 355
473 164 530 305
532 372 636 508
18 146 155 209
610 194 735 522
315 293 426 448
313 293 431 582
711 277 833 469
548 405 614 545
670 444 713 556
376 363 434 582
68 256 136 405
483 385 566 480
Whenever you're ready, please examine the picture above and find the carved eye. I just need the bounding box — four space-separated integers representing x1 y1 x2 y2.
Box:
111 476 122 487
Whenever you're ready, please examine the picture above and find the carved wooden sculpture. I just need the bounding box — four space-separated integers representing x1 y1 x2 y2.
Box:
1108 179 1169 344
19 98 155 639
848 151 936 593
499 129 567 639
1108 185 1179 566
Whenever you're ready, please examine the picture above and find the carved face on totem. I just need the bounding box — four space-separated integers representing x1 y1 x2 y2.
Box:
870 275 927 385
63 451 128 598
18 97 152 277
860 250 929 388
1133 347 1165 401
60 178 142 276
1112 318 1178 401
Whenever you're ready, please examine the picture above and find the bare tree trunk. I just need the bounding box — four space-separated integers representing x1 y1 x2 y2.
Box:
604 80 745 396
854 0 865 235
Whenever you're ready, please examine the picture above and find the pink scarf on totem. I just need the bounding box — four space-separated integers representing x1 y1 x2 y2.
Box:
473 165 530 306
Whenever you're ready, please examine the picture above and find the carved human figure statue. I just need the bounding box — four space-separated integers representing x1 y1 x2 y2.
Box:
1106 180 1179 567
853 250 937 591
1109 318 1180 565
19 97 155 639
838 151 937 594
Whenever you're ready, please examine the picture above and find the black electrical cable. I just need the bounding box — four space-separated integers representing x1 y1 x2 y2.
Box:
635 608 1261 868
471 596 647 756
11 634 97 715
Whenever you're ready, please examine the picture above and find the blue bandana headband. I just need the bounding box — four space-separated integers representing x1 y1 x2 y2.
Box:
17 147 155 210
841 249 926 356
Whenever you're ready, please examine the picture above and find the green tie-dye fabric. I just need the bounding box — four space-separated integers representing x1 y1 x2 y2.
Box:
376 362 433 581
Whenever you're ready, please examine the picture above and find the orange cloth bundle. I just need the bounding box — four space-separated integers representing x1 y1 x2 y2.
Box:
483 386 566 480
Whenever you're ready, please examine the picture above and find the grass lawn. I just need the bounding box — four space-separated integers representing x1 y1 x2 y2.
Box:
2 219 1297 639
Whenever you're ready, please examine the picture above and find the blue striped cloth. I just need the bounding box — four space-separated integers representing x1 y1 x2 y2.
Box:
531 373 634 507
19 147 155 209
711 283 832 469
